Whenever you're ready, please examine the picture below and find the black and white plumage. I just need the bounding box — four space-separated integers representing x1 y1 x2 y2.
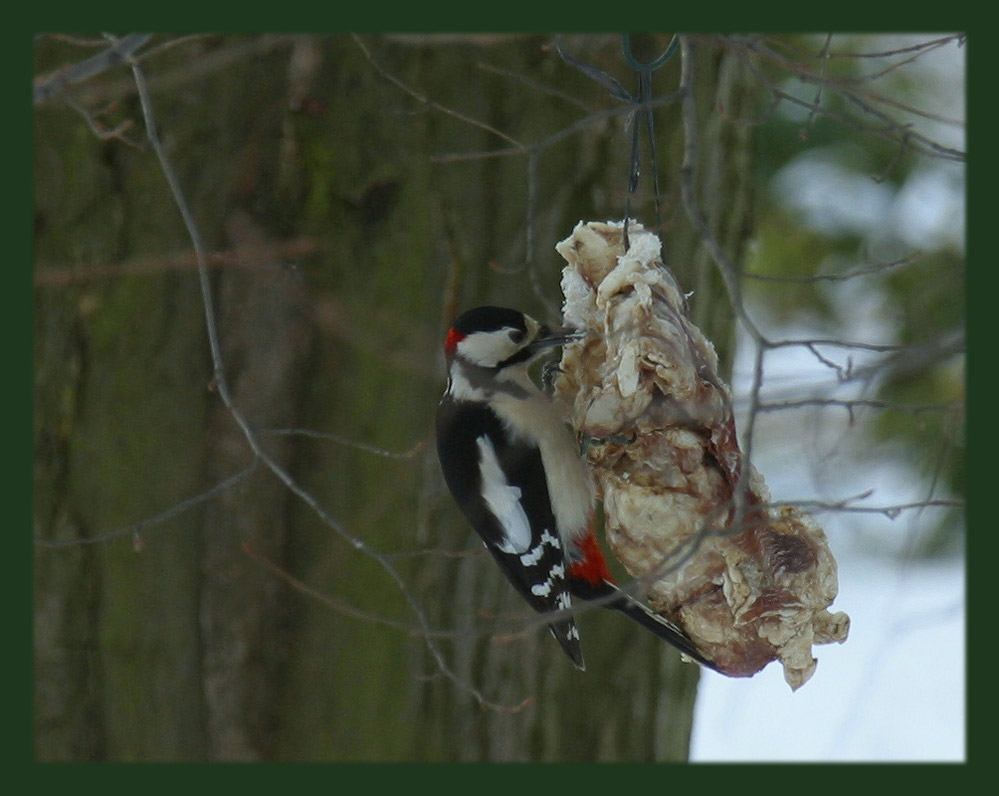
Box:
436 306 589 667
435 305 718 672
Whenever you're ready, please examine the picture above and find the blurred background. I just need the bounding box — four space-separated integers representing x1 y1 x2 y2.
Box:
33 33 964 762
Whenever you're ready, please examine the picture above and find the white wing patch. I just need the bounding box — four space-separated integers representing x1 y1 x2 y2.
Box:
519 529 560 566
476 436 532 554
530 562 566 597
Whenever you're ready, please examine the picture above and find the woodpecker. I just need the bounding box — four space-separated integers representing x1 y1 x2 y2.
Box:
435 305 717 671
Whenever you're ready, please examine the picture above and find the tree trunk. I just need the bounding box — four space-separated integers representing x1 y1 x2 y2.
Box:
33 34 755 761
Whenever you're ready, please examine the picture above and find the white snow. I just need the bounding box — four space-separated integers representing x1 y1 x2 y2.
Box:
691 549 964 761
689 305 965 762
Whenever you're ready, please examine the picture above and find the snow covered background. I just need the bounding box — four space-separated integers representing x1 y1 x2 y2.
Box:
688 36 965 762
689 313 965 762
691 527 965 762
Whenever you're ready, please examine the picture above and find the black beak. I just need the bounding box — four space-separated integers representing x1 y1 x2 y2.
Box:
532 324 587 351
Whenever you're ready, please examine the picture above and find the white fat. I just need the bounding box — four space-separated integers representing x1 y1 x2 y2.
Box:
553 219 850 690
559 267 595 330
616 341 641 397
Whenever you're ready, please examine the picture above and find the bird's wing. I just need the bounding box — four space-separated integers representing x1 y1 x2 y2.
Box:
437 398 584 668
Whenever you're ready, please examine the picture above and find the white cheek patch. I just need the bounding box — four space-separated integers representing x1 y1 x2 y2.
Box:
457 327 519 368
476 436 532 555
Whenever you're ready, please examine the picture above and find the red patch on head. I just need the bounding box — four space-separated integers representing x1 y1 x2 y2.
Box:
444 327 466 355
568 531 613 586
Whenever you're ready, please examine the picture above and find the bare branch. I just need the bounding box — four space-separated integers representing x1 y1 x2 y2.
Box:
34 462 259 549
34 238 321 287
34 32 152 105
351 33 526 152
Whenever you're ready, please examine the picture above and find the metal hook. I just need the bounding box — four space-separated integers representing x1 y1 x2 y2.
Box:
556 34 681 253
620 33 679 74
619 34 677 252
555 36 633 102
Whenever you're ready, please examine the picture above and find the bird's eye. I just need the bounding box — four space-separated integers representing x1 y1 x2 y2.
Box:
509 328 526 344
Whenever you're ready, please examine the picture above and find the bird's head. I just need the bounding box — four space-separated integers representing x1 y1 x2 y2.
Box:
443 306 583 371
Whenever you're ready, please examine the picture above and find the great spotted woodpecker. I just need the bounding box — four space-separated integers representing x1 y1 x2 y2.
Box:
435 305 716 671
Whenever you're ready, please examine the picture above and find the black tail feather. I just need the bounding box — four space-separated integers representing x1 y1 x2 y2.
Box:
548 621 586 670
570 577 717 670
609 593 718 670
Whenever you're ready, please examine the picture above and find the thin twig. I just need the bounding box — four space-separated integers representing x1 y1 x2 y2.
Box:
34 33 152 105
34 462 260 549
124 40 510 711
351 33 526 152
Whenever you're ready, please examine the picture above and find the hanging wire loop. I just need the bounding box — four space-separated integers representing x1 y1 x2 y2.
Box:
621 33 679 73
556 34 680 251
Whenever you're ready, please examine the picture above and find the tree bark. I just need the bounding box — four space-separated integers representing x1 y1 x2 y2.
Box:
33 34 755 761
